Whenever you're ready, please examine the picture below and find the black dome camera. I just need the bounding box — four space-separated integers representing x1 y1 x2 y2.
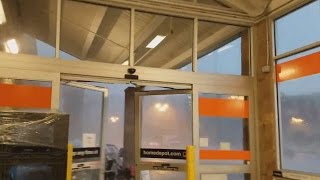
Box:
128 68 136 74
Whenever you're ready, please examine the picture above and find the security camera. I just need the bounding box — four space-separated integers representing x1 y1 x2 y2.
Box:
128 68 136 74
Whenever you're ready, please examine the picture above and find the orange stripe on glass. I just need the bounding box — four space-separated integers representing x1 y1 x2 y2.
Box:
200 150 251 160
277 51 320 82
0 84 52 109
199 98 249 118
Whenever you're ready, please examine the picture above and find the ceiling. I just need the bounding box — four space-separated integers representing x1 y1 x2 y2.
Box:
120 0 273 16
0 0 265 69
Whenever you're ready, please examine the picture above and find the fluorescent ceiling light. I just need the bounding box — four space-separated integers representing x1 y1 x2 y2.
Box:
0 0 6 25
5 39 19 54
217 44 232 53
121 60 129 65
146 35 166 49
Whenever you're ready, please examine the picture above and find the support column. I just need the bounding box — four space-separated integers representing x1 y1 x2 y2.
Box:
252 19 277 180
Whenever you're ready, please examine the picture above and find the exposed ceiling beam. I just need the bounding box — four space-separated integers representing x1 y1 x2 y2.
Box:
86 7 123 59
267 0 293 12
112 15 167 64
161 25 245 69
60 0 108 59
216 0 271 16
80 8 107 59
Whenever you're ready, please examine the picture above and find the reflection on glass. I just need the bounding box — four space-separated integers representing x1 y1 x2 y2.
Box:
134 11 193 70
60 1 130 64
60 85 103 148
0 0 57 57
277 48 320 174
275 0 320 55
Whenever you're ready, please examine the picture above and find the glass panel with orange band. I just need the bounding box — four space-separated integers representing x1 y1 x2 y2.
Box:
277 50 320 82
199 93 250 165
277 47 320 174
0 79 52 109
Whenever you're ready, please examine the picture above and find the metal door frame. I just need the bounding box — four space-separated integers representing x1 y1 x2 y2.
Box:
134 89 192 180
62 81 109 180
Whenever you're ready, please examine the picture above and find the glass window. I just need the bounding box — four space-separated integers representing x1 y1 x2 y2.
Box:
275 0 320 55
0 78 52 109
199 93 250 165
60 84 103 148
198 37 242 75
277 47 320 174
102 84 133 148
134 11 193 70
60 1 130 64
197 21 249 75
0 0 57 57
140 93 192 163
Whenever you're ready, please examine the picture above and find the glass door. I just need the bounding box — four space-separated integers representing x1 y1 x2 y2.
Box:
134 89 192 180
60 81 108 180
194 85 256 180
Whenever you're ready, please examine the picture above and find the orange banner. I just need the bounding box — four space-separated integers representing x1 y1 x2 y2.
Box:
277 51 320 82
200 150 251 160
199 98 249 118
0 84 52 109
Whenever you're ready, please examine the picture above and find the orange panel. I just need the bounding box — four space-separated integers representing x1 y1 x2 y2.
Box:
199 98 249 118
277 51 320 82
200 150 251 160
0 84 52 109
